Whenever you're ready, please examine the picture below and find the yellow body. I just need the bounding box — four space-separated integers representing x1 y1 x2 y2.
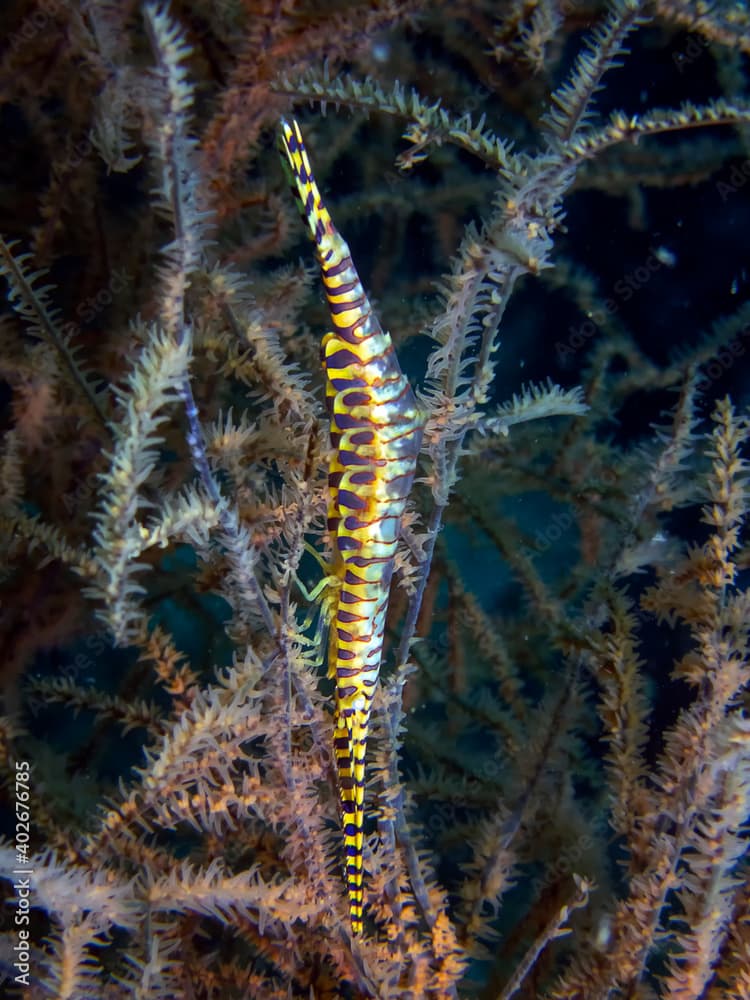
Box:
279 119 424 934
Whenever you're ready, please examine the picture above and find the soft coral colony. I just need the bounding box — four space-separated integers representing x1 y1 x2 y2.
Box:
0 0 748 998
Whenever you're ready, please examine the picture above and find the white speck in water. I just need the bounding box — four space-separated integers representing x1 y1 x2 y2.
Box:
654 245 676 267
371 40 390 63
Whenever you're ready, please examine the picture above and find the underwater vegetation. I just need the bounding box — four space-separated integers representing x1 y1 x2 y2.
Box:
0 0 749 996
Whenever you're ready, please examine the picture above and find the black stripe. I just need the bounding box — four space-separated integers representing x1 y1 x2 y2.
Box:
338 450 371 467
336 329 364 345
323 276 359 296
349 469 376 485
335 412 369 431
326 347 361 369
337 535 360 551
343 391 370 407
329 294 365 316
325 257 352 277
348 554 390 567
338 488 367 511
338 609 366 623
343 514 371 531
330 376 367 391
350 430 374 446
340 589 375 604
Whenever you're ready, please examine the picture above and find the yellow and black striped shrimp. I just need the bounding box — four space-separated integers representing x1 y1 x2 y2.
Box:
278 118 424 935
